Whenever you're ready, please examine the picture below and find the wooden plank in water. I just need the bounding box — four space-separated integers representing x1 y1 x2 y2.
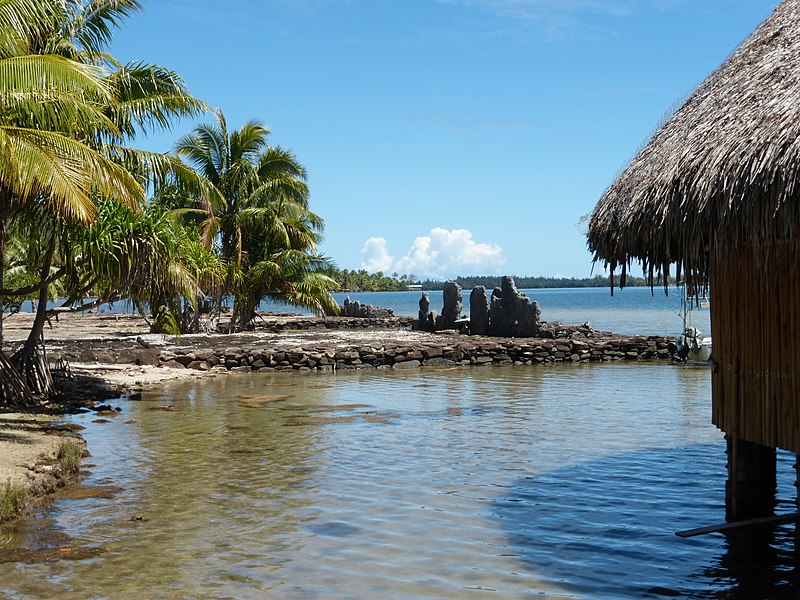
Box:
676 512 800 538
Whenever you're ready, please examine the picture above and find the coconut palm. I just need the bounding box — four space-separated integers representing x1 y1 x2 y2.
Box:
174 110 337 330
0 0 143 404
0 0 206 404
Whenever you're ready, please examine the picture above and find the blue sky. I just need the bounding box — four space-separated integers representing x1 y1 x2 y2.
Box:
110 0 778 279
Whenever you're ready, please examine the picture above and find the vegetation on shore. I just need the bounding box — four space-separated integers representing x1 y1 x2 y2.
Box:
0 481 29 523
0 0 337 408
56 439 84 476
416 274 669 291
325 269 672 292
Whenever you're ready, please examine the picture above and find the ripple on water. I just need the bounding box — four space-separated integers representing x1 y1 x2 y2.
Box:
2 363 800 598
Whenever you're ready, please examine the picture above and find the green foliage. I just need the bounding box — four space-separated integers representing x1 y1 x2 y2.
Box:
154 304 181 338
172 110 338 326
417 274 673 291
0 480 29 523
320 271 678 293
57 438 83 476
327 268 408 292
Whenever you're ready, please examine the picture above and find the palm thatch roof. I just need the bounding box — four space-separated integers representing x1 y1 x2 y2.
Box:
587 0 800 288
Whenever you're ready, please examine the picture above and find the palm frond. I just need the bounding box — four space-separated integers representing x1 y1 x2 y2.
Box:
106 61 208 137
0 126 144 221
0 53 111 101
72 0 143 56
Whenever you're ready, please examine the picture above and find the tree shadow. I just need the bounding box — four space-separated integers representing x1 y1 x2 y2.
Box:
492 443 800 599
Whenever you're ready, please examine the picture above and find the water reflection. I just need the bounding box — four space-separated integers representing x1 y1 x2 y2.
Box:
3 363 790 598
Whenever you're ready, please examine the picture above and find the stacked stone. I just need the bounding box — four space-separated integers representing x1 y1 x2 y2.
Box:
414 276 541 337
79 333 678 372
256 315 413 332
414 292 437 332
340 297 395 318
469 286 489 336
436 282 463 330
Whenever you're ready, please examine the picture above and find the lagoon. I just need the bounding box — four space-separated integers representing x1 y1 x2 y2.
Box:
4 288 793 599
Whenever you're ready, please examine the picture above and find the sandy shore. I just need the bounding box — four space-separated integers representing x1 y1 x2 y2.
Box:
0 413 62 486
0 411 84 524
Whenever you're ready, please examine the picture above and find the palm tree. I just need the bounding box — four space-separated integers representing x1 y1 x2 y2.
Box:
0 0 205 404
174 110 337 330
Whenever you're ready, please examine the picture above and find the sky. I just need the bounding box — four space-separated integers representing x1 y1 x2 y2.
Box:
110 0 779 280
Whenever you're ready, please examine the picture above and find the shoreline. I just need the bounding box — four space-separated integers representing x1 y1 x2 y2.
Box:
4 311 681 397
0 312 680 523
0 412 85 524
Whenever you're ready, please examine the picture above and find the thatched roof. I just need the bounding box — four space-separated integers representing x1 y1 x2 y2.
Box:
587 0 800 288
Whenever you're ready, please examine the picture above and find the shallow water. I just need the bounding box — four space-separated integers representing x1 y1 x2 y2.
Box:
2 363 798 599
262 286 710 337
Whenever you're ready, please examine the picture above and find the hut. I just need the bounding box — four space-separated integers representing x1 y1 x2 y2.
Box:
587 0 800 521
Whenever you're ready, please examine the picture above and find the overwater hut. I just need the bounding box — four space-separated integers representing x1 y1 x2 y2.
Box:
587 0 800 520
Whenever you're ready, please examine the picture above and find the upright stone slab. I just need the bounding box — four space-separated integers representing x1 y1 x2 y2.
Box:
488 275 541 337
440 281 463 329
470 286 489 336
414 292 436 332
489 285 509 337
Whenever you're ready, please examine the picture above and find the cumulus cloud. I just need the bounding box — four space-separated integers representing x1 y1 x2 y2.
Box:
360 237 395 273
360 228 506 279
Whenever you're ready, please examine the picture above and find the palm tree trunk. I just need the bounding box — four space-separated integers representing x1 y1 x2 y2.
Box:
0 350 34 408
0 217 5 349
0 195 34 407
12 233 56 397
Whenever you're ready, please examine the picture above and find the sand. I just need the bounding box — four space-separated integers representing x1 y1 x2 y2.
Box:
0 412 71 503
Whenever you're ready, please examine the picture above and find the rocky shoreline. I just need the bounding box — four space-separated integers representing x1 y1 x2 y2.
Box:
45 314 678 376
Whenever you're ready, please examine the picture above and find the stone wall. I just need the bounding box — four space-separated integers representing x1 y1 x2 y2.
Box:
61 327 678 372
255 315 412 332
340 297 395 318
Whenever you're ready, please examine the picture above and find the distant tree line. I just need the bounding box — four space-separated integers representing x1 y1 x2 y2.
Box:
418 274 661 290
326 270 675 292
324 268 409 292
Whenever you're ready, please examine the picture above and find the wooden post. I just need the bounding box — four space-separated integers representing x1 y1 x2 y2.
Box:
726 436 776 521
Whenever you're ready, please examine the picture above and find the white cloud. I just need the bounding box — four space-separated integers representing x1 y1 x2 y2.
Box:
361 228 506 279
360 237 395 273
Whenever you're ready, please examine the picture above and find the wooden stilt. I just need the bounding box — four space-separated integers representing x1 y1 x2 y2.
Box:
726 435 777 521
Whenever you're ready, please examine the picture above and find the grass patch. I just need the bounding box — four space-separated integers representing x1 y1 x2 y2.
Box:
57 439 84 476
0 482 30 523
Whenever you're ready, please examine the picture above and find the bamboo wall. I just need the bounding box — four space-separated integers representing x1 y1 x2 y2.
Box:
711 240 800 452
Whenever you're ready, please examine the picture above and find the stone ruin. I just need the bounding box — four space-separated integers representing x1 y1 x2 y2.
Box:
469 285 489 336
488 276 541 337
415 282 469 332
340 296 395 318
413 276 542 337
439 281 463 329
417 292 436 331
